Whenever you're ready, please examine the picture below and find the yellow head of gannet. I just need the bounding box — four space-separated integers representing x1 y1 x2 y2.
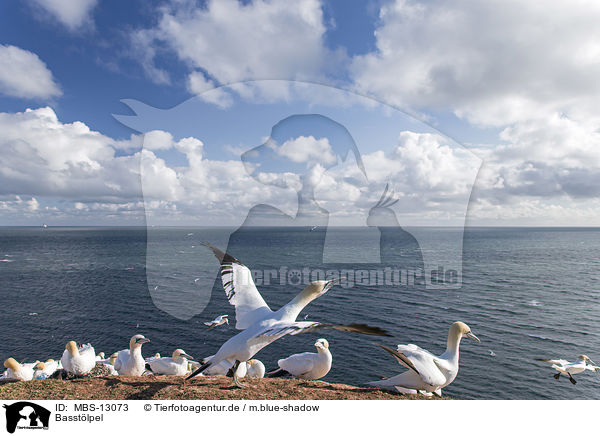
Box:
314 338 329 351
172 349 194 360
449 321 480 343
579 355 596 364
292 279 344 306
154 353 161 358
3 358 20 371
97 352 105 359
33 362 45 371
66 340 80 356
109 353 118 366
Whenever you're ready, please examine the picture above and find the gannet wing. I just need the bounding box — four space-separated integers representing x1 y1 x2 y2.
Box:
534 358 569 366
114 349 129 372
252 321 391 344
278 352 316 376
383 344 446 387
203 242 272 329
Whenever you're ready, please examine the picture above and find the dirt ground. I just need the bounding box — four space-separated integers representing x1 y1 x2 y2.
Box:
0 375 446 400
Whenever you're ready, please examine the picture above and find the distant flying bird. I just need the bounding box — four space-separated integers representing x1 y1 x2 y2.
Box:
186 243 390 387
368 321 480 396
534 355 598 384
204 315 229 329
114 334 150 376
61 341 96 375
146 349 195 376
268 338 332 380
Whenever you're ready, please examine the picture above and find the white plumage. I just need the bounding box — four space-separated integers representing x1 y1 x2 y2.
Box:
204 315 229 329
186 243 389 387
147 349 194 376
3 358 34 381
246 359 265 379
368 321 480 396
274 338 332 380
535 355 598 384
33 360 59 379
114 334 150 376
61 341 96 375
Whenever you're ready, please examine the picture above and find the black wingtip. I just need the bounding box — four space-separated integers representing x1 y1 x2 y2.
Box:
186 361 211 380
201 242 241 265
378 344 420 375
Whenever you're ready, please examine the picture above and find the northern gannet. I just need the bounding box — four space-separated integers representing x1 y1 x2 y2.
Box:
197 355 247 378
61 341 96 375
3 358 34 381
368 321 480 396
146 349 195 376
33 359 59 379
95 352 105 361
204 315 229 329
268 338 332 380
246 359 265 379
186 243 390 387
98 353 118 375
114 334 150 376
534 355 598 384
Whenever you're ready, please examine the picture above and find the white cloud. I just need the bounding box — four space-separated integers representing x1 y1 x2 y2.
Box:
273 136 337 166
30 0 98 31
134 0 343 89
351 0 600 127
0 45 61 100
187 71 234 108
0 107 140 200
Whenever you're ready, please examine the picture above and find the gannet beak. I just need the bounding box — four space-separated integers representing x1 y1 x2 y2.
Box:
466 332 480 343
182 353 194 360
589 359 597 366
136 338 151 344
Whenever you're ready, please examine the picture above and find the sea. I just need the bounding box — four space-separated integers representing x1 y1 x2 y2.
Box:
1 226 599 400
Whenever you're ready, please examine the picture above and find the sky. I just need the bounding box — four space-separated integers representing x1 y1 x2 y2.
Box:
1 0 600 226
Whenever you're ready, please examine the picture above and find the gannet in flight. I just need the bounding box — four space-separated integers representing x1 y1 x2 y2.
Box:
186 243 390 387
146 349 195 376
204 315 229 329
114 334 150 376
534 355 598 384
61 341 96 375
246 359 265 379
3 358 34 381
368 321 480 396
268 338 332 380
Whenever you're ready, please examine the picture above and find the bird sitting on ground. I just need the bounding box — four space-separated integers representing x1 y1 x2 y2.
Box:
2 358 35 381
33 359 60 379
267 338 332 380
367 321 480 396
114 334 150 376
246 359 266 379
61 341 96 376
185 243 390 388
146 349 195 376
534 355 598 384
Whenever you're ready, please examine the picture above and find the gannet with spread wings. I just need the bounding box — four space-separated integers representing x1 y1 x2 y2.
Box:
186 242 390 387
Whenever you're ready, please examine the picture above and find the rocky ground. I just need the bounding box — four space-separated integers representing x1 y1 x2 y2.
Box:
0 375 446 400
